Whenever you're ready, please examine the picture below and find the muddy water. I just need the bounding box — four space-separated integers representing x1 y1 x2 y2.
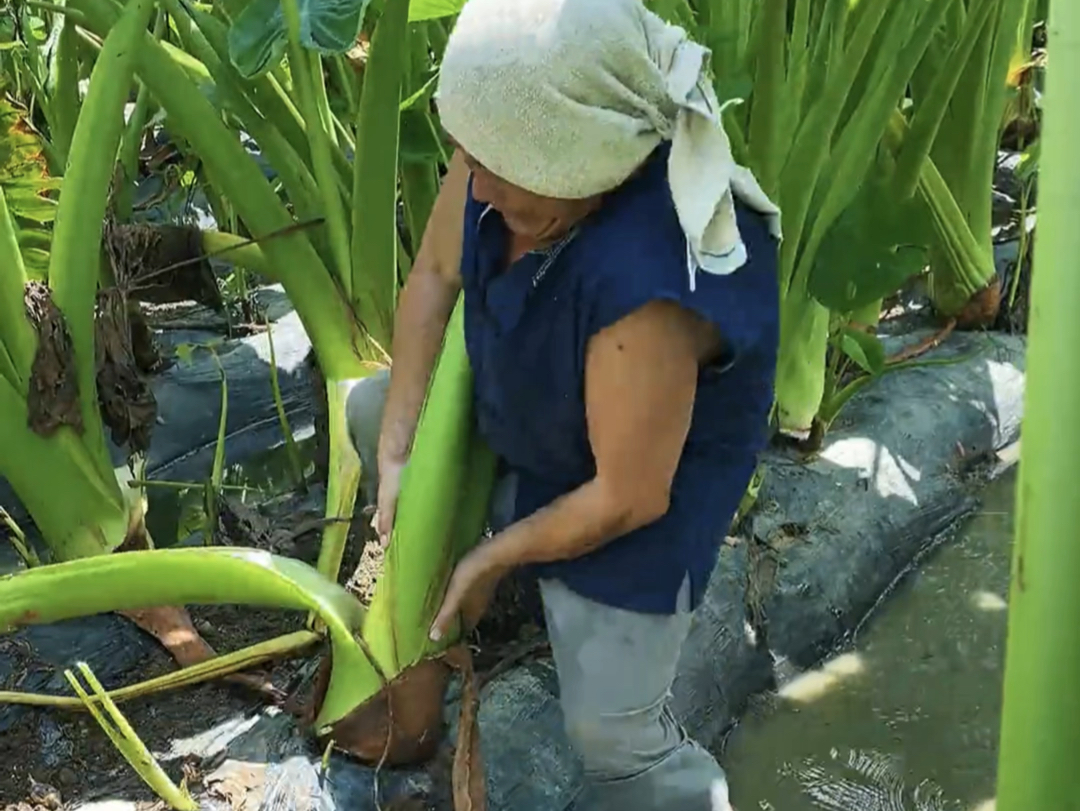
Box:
721 472 1016 811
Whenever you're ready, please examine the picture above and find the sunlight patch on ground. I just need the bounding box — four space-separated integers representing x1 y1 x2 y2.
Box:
818 438 921 505
156 710 264 759
972 590 1008 611
777 652 866 704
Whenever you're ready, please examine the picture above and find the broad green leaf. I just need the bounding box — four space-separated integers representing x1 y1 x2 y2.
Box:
0 97 55 222
808 176 931 313
408 0 464 22
227 0 373 78
227 0 290 78
836 326 886 376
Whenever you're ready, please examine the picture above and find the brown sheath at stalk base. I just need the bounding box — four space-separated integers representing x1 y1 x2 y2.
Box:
311 654 453 766
954 276 1002 330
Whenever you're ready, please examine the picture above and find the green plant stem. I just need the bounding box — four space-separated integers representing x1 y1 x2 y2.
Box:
0 546 378 728
48 0 159 485
266 320 307 492
66 663 199 811
116 8 166 222
45 7 81 167
1 506 42 568
996 2 1080 805
349 0 411 349
1 630 318 708
200 230 270 276
280 0 353 294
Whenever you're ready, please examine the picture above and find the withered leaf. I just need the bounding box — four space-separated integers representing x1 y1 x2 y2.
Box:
24 280 83 437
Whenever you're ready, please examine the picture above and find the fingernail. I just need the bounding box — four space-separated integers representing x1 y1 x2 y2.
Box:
428 626 442 642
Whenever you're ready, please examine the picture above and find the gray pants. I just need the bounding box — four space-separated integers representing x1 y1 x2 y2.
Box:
346 374 729 811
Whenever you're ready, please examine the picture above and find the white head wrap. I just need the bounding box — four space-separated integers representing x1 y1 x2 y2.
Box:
435 0 782 289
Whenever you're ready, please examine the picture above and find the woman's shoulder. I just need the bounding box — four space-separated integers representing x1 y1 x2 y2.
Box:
575 145 687 288
572 146 779 354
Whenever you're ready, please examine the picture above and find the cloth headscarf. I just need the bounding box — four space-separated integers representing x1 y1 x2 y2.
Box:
434 0 782 289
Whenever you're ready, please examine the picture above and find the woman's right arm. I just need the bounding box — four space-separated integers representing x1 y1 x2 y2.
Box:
373 150 470 542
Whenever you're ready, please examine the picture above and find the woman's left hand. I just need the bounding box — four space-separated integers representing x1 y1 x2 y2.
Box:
429 541 511 642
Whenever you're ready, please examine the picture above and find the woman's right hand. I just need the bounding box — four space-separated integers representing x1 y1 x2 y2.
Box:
373 455 406 548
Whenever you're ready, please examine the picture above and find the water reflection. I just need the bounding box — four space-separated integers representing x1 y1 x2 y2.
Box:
722 472 1016 811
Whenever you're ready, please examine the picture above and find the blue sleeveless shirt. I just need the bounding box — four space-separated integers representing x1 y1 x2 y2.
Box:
459 144 779 614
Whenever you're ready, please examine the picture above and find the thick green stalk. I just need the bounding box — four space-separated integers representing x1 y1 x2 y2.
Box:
893 0 999 198
44 8 80 167
0 191 131 561
199 230 270 276
162 0 323 226
804 0 953 259
281 0 353 293
350 0 411 350
400 158 439 262
996 3 1080 804
313 378 363 583
364 297 496 677
47 0 158 485
116 9 166 222
184 6 313 169
745 0 787 198
919 0 1033 317
773 293 831 434
0 188 35 390
399 25 440 259
775 0 892 289
0 376 130 559
0 546 378 728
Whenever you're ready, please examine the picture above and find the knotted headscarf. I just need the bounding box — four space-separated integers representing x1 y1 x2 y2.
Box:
434 0 782 288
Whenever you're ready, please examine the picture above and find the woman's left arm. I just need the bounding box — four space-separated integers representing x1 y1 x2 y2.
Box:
430 299 713 640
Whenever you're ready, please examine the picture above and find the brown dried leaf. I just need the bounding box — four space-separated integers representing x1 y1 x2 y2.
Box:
24 281 83 437
94 288 157 453
444 645 486 811
104 221 222 310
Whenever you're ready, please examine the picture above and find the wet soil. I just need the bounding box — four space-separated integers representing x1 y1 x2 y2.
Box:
0 603 306 809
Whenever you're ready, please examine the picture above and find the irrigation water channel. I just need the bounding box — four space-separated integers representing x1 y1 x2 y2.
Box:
720 471 1016 811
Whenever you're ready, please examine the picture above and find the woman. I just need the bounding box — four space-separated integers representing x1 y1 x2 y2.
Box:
349 0 781 808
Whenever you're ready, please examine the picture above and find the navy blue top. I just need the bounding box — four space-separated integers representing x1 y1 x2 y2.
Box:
459 144 779 614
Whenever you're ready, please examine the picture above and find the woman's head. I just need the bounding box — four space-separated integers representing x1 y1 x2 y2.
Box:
434 0 676 226
434 0 779 279
457 145 602 241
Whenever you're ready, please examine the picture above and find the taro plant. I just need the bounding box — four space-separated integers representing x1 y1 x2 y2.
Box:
909 0 1038 326
3 0 496 770
0 0 193 655
0 0 158 563
647 0 1029 445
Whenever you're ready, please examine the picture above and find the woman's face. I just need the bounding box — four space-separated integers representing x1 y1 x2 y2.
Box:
458 149 597 242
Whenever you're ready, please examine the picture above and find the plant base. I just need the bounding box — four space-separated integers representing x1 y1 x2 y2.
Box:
311 654 452 766
954 276 1003 329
